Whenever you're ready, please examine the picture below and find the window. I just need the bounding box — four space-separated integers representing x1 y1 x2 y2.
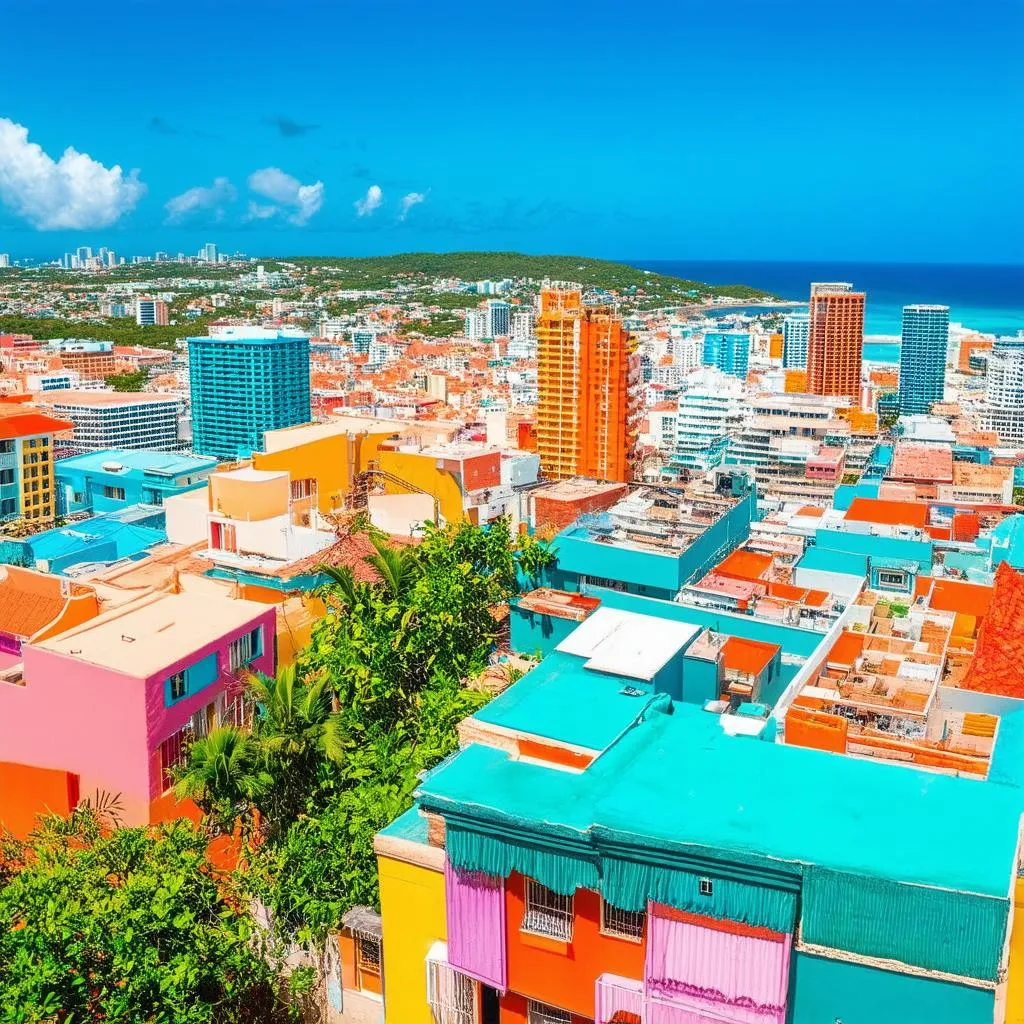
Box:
103 485 126 501
522 880 573 942
356 935 382 989
699 877 714 897
426 957 475 1024
0 469 13 486
600 899 645 941
159 728 189 790
290 477 315 500
878 570 907 589
217 690 249 729
227 627 261 672
527 1001 571 1024
168 671 187 702
0 499 15 516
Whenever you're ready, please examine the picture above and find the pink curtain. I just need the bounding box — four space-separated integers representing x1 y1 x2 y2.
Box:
595 973 643 1024
644 905 790 1024
445 858 507 990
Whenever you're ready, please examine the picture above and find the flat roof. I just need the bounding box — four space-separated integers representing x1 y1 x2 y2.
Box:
420 702 1024 896
216 467 286 483
472 649 662 752
35 391 180 407
55 449 217 476
35 591 267 677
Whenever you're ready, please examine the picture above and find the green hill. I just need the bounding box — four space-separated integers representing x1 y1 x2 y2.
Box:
279 251 775 300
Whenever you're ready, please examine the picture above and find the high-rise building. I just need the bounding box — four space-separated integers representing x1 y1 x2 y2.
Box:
0 254 10 268
979 348 1024 445
702 332 749 379
782 312 810 369
136 298 169 326
0 412 74 523
188 328 311 459
511 308 536 342
806 282 865 398
671 368 744 474
899 305 949 414
37 392 182 451
203 242 218 263
464 310 488 340
75 246 92 265
486 300 511 338
535 288 639 483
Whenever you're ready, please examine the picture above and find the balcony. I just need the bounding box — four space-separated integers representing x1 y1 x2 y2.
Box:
595 974 643 1024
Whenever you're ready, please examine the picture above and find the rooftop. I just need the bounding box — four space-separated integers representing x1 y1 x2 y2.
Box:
55 449 218 477
889 443 954 483
35 390 180 407
34 590 267 678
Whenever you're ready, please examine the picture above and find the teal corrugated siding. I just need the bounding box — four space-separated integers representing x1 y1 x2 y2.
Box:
602 855 797 933
802 868 1008 981
446 825 599 896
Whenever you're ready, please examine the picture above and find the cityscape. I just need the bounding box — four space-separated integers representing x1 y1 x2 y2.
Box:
0 0 1022 1023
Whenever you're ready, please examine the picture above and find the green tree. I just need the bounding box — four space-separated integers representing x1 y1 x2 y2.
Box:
105 369 149 392
173 727 273 831
0 808 295 1023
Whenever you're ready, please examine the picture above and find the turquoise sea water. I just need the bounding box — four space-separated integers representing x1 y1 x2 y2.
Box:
630 260 1024 338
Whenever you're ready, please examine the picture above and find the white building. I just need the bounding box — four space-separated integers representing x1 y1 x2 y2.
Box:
38 392 182 451
464 310 488 340
671 369 745 474
782 313 810 369
511 309 536 342
979 348 1024 444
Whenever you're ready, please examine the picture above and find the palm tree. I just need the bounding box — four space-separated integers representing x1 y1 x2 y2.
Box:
317 563 362 608
365 534 422 601
173 727 272 822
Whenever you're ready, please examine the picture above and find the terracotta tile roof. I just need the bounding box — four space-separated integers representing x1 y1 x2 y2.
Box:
961 563 1024 697
0 572 67 639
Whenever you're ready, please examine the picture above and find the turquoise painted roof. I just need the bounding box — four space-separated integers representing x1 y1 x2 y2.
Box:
377 805 430 845
419 702 1024 897
55 448 218 476
796 547 868 577
472 650 660 751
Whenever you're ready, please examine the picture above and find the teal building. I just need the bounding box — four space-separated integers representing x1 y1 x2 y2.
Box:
55 449 217 515
702 331 749 379
898 304 949 414
188 328 311 460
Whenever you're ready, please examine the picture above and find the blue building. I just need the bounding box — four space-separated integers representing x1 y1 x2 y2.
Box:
782 312 810 368
544 470 756 601
898 305 949 414
702 331 749 379
188 328 311 460
55 449 218 515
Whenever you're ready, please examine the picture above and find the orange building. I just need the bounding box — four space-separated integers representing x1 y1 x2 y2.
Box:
806 282 865 398
535 289 639 483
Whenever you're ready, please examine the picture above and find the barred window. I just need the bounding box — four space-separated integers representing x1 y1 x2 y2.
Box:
522 879 573 942
699 877 714 897
527 1001 571 1024
600 898 645 941
357 935 381 976
426 958 475 1024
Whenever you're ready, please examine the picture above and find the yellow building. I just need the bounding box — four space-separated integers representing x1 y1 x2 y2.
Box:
374 807 447 1024
1005 877 1024 1023
0 411 73 524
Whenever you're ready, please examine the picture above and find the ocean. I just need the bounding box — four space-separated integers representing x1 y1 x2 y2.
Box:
627 260 1024 364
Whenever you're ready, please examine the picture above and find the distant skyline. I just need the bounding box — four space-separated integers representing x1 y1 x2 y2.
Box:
0 0 1021 264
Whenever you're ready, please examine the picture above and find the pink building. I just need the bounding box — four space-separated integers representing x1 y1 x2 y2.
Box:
0 590 275 827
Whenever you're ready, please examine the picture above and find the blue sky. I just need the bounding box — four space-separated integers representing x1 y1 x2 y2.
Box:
0 0 1021 263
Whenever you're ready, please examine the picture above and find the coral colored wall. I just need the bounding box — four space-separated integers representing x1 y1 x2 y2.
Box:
0 762 78 838
3 608 274 826
505 873 645 1019
379 854 447 1024
499 991 589 1024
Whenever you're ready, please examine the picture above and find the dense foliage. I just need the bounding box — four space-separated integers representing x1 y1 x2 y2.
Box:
279 251 774 299
176 519 552 946
0 314 217 351
0 808 295 1024
105 369 149 391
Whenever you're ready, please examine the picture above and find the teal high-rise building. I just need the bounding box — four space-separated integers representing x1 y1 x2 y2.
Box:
188 328 311 459
898 305 949 414
702 331 749 379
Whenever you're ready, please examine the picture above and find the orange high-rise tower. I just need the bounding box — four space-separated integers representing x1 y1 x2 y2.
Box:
806 282 866 398
535 287 639 482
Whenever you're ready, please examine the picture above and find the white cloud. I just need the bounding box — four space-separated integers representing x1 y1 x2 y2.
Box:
164 177 237 224
355 184 383 217
0 118 145 230
399 191 426 220
248 166 324 225
244 201 280 221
